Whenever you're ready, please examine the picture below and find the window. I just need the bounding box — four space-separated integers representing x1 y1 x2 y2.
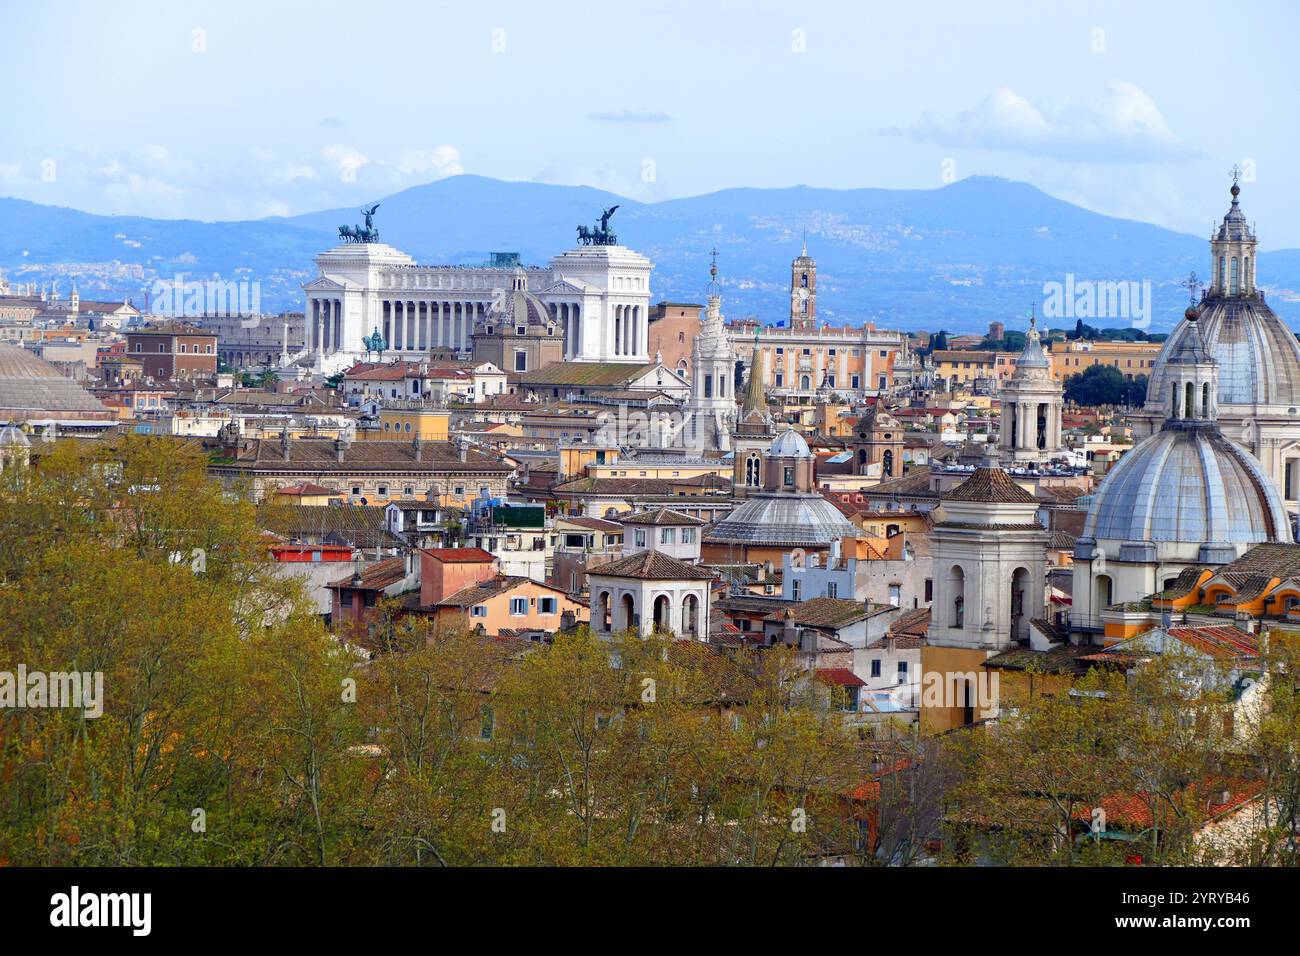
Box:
471 605 487 617
888 583 901 606
635 529 646 547
851 375 860 389
681 528 696 544
897 661 909 683
792 580 801 601
871 659 881 678
351 486 361 496
827 582 838 598
377 485 388 497
341 591 353 607
514 350 527 372
539 597 557 614
660 527 676 544
510 597 528 615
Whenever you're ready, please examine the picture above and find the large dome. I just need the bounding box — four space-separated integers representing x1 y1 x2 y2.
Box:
1082 422 1290 546
0 343 111 419
705 493 855 548
1145 298 1300 410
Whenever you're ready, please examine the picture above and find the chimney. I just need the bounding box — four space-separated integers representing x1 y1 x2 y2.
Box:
334 436 347 463
280 428 292 461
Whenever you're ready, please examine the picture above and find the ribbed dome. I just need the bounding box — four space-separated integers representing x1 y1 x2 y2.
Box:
0 344 66 379
704 493 855 547
769 428 812 459
1145 298 1300 409
0 343 110 416
483 278 553 331
0 422 29 447
1083 423 1290 546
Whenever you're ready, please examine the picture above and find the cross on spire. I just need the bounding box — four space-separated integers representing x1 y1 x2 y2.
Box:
1183 271 1201 304
1230 164 1242 186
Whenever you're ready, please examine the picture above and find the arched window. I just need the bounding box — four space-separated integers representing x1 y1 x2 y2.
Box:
949 565 966 628
1185 381 1195 419
682 593 700 635
883 449 894 477
1231 257 1240 295
1202 382 1210 418
1171 382 1179 418
1219 255 1227 292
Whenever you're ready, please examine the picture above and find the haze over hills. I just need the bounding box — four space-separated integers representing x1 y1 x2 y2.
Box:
3 174 1298 333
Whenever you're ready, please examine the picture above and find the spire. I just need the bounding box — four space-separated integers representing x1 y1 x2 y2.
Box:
801 229 807 258
742 332 768 420
701 249 724 335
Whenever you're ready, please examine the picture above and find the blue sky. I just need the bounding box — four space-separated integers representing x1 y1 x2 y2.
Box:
3 0 1298 245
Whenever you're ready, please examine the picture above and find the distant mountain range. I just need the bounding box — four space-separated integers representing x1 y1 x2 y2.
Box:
3 174 1298 334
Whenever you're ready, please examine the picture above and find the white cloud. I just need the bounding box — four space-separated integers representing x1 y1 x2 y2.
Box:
322 144 371 181
393 146 463 178
885 81 1186 163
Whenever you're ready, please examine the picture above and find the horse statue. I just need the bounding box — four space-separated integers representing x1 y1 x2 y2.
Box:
362 327 388 359
338 203 382 243
575 206 621 246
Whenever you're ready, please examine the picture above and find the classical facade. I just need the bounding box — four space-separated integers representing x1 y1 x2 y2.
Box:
1132 179 1300 513
302 230 653 376
997 316 1063 464
727 244 913 402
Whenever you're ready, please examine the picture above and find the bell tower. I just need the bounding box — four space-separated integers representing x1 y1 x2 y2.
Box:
789 237 816 330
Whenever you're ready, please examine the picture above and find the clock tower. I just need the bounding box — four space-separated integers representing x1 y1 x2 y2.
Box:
789 238 816 330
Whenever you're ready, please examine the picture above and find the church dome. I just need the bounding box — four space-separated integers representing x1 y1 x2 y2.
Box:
1146 181 1300 410
769 427 812 459
0 343 110 418
704 493 855 548
0 422 29 447
1082 423 1290 546
483 275 553 333
1145 297 1300 409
